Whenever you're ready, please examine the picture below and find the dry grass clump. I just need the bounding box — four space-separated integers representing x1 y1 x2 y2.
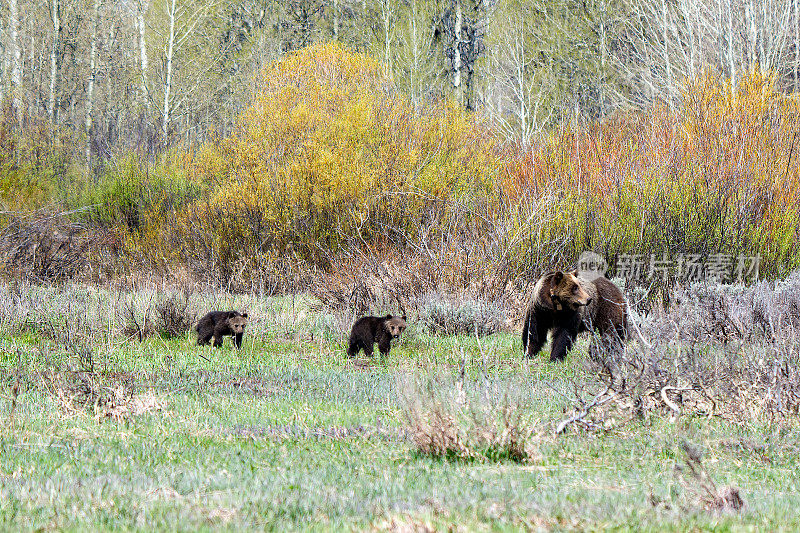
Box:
399 374 540 463
117 286 200 341
155 292 197 338
415 292 504 336
676 442 745 514
41 371 162 423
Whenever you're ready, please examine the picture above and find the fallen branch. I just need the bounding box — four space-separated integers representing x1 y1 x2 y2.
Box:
556 385 613 435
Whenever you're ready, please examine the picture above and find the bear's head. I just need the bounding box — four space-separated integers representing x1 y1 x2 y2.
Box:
228 312 249 334
383 314 407 339
549 271 592 311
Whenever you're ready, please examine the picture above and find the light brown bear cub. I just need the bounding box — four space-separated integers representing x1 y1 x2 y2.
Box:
347 314 407 359
521 271 627 362
196 310 249 348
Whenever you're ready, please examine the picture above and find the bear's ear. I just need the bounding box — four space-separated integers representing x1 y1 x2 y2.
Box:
570 269 579 277
552 271 564 284
384 313 392 319
241 313 248 319
401 315 407 321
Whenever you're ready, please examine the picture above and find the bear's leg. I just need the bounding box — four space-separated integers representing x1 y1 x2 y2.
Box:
549 327 577 362
521 307 532 352
198 332 213 346
524 313 550 359
361 340 374 358
234 332 243 349
212 325 227 347
378 337 391 361
347 339 360 357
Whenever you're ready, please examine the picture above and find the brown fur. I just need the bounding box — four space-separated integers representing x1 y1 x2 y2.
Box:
521 271 627 362
347 314 407 359
196 311 249 348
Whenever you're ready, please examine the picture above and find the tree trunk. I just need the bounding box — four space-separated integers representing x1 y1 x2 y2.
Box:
452 0 462 101
729 0 736 92
9 0 22 121
163 0 176 147
85 0 100 166
517 35 528 144
137 2 150 112
660 0 674 113
599 0 607 120
795 0 799 91
410 0 419 105
382 0 392 77
0 37 4 105
333 0 338 38
48 0 61 123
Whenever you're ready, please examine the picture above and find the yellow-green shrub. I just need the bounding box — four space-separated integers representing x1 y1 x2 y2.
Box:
179 42 501 267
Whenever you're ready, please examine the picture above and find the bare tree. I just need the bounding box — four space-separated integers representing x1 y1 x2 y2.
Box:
396 0 436 106
137 0 150 113
0 3 6 104
85 0 101 164
625 0 798 109
156 0 223 146
451 0 462 100
48 0 61 122
8 0 22 119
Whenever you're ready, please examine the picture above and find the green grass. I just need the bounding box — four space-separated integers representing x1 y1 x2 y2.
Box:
1 288 799 531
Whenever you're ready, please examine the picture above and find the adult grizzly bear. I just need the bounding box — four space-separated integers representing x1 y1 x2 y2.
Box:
347 314 407 359
196 310 249 348
521 271 627 362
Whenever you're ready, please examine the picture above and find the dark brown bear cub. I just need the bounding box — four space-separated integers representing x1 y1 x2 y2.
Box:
347 314 407 359
521 271 627 362
196 311 249 348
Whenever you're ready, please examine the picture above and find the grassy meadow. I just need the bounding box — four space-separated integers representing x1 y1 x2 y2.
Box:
1 283 800 531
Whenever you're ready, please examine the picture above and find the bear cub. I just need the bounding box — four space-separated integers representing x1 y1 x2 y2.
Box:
347 314 407 359
196 310 249 348
522 270 627 362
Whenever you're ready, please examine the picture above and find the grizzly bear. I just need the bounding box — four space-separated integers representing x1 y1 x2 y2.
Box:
521 270 627 362
196 310 249 348
347 314 407 359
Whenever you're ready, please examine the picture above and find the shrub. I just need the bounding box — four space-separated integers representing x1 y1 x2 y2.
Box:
76 152 204 231
504 69 800 279
155 293 196 339
172 42 502 275
399 374 540 463
415 292 504 336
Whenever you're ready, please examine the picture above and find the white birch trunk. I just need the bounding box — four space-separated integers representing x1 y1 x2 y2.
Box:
410 0 419 104
333 0 338 38
660 0 674 112
795 0 799 91
137 2 150 112
85 0 100 165
163 0 176 146
9 0 22 119
48 0 61 123
452 0 462 100
729 0 736 92
382 0 392 77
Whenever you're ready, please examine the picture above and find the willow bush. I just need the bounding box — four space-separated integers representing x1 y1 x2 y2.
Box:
504 69 800 279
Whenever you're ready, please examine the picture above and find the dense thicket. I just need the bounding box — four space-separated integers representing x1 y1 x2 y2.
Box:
3 43 798 291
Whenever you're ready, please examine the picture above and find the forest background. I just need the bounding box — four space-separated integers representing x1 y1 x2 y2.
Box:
2 0 800 295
